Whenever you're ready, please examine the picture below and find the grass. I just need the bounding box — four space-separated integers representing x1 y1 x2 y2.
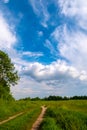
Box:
0 101 41 130
40 100 87 130
0 99 42 121
0 99 87 130
0 108 41 130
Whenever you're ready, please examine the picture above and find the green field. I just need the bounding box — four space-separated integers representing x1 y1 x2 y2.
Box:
0 99 43 130
40 100 87 130
0 99 87 130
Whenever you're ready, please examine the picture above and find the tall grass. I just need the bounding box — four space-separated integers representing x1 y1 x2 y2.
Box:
0 99 43 130
0 99 42 121
0 99 87 130
0 107 41 130
40 100 87 130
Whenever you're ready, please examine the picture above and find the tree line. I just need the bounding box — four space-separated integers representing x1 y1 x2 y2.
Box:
19 95 87 101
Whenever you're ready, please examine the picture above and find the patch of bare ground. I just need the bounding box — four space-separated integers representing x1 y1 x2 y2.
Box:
31 105 47 130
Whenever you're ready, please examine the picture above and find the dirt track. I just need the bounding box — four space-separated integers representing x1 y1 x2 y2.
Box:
0 112 24 125
0 106 47 130
31 106 47 130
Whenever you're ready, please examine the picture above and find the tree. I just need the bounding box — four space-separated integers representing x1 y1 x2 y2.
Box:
0 50 19 99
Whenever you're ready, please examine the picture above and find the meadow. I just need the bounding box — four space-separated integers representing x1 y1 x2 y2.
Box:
40 100 87 130
0 99 43 130
0 99 87 130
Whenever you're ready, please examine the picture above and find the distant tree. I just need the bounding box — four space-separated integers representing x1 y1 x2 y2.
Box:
44 95 63 101
31 97 41 101
0 50 19 99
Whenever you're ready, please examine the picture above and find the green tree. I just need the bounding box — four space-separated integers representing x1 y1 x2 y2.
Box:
0 50 19 99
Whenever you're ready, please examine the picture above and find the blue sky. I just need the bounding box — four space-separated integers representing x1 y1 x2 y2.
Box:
0 0 87 99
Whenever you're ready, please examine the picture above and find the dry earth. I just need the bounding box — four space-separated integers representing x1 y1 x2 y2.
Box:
0 105 47 130
31 105 47 130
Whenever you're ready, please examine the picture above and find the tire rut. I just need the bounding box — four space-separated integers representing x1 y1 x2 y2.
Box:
31 105 47 130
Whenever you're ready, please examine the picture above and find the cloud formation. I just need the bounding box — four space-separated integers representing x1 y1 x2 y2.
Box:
0 13 17 49
1 0 87 99
12 60 87 99
58 0 87 29
52 25 87 71
21 60 87 82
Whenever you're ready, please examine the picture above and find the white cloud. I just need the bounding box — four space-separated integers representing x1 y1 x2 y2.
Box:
58 0 87 29
11 76 54 99
11 59 87 99
21 60 87 82
0 13 17 49
22 51 43 57
52 25 87 71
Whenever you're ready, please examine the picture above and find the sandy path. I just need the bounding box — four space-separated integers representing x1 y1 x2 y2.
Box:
31 105 47 130
0 112 24 125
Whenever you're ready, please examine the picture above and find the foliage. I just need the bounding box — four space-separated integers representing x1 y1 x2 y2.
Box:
0 50 19 99
43 95 87 101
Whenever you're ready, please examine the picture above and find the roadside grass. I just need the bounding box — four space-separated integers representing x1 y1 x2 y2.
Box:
0 107 41 130
0 99 42 121
39 117 62 130
40 100 87 130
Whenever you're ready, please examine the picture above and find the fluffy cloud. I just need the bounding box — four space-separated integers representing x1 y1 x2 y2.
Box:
20 60 87 82
12 60 87 99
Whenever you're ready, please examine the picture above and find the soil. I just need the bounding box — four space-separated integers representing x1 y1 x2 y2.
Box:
31 105 47 130
0 105 47 130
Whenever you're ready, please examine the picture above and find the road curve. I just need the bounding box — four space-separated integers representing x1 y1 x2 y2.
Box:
31 105 47 130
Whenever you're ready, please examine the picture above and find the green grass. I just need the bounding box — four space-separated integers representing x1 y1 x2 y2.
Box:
0 99 44 130
0 107 41 130
0 100 87 130
39 117 62 130
0 99 42 121
40 100 87 130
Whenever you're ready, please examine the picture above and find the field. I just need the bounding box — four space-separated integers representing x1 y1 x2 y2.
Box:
40 100 87 130
0 99 87 130
0 99 43 130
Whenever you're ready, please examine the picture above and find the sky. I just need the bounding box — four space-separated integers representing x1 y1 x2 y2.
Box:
0 0 87 99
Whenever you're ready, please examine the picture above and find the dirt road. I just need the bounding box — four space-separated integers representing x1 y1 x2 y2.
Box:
31 105 47 130
0 105 47 130
0 112 24 125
